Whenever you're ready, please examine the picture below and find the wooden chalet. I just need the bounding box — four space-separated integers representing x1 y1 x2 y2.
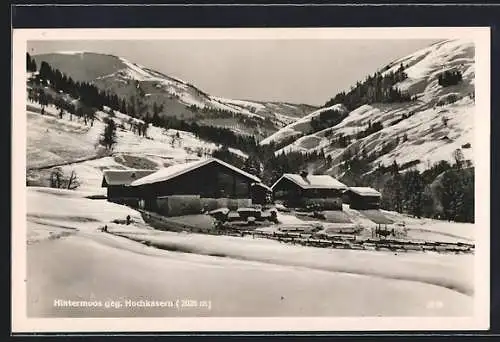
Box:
344 187 382 210
129 158 266 213
271 171 348 210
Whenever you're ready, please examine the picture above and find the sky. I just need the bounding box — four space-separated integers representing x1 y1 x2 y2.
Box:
28 39 438 106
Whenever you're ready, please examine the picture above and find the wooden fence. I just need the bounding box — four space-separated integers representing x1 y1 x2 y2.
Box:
137 208 474 254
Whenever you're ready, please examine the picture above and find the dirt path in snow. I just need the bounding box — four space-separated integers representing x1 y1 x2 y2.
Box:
27 153 112 171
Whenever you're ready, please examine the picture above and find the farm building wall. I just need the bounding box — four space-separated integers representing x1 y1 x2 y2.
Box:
200 198 252 211
348 193 381 210
273 177 303 204
156 195 202 216
250 185 272 205
301 197 343 210
107 186 127 200
107 186 141 206
154 196 252 217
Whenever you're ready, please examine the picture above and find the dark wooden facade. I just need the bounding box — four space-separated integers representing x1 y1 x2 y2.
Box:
345 190 381 210
134 162 258 211
250 183 273 205
107 185 134 201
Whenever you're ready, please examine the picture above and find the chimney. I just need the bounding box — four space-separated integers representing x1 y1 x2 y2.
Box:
300 170 309 178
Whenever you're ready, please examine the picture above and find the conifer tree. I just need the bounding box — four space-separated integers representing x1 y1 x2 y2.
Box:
99 117 117 151
26 53 37 72
438 170 461 221
403 170 426 218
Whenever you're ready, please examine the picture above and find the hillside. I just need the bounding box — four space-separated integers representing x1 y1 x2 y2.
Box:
261 39 475 173
33 52 317 139
26 99 247 196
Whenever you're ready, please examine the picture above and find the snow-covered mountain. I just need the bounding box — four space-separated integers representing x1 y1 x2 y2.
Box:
33 52 317 139
261 39 475 172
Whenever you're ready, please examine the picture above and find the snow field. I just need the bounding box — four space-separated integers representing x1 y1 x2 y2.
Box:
25 187 473 317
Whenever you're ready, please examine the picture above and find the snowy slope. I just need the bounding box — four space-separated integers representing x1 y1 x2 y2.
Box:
26 98 248 195
263 39 475 171
33 52 317 139
260 104 348 146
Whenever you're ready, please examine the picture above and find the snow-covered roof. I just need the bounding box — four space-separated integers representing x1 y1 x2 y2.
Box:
347 187 382 197
130 157 261 187
272 173 347 190
102 170 156 187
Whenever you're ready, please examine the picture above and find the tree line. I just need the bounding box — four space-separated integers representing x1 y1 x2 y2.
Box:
324 63 415 111
381 156 473 222
340 148 474 223
188 103 275 131
309 108 348 133
26 52 37 72
27 53 123 113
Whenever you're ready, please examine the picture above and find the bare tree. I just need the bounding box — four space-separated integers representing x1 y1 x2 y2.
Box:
66 170 80 190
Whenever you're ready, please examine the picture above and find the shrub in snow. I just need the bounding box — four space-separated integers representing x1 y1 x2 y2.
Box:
446 93 459 104
437 93 461 107
438 69 463 87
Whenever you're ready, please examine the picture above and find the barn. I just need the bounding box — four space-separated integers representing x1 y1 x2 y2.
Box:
344 187 382 210
271 171 348 210
129 158 266 216
101 170 156 205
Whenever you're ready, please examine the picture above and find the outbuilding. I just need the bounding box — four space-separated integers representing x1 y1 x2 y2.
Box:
101 169 156 205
